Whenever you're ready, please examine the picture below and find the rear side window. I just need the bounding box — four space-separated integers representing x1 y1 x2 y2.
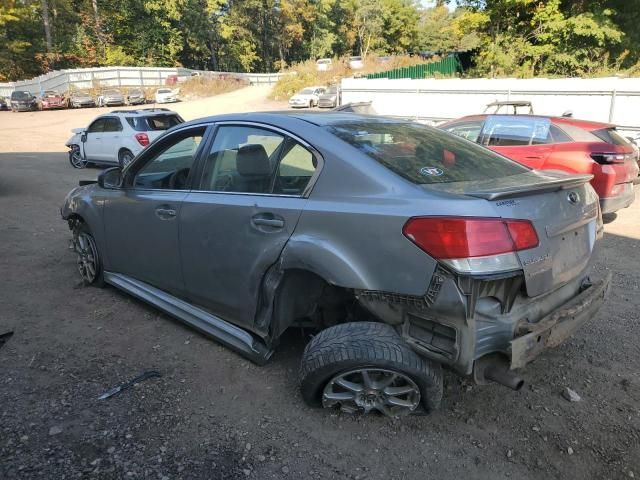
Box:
443 121 483 142
126 114 183 131
480 116 552 146
328 121 529 185
103 117 123 132
592 128 631 146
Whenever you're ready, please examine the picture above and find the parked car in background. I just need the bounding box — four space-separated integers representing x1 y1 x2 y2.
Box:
0 96 8 111
155 88 178 104
38 90 67 110
97 89 125 107
316 58 333 71
65 108 184 169
318 85 339 108
441 114 639 214
348 55 364 69
289 86 325 108
127 88 146 105
69 90 96 108
10 91 37 112
62 112 609 416
484 101 534 115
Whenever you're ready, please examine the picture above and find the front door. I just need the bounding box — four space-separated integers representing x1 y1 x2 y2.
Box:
103 125 209 296
180 124 320 330
100 116 125 164
83 118 106 161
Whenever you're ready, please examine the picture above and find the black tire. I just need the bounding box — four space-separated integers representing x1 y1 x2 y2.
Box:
299 322 443 414
118 149 134 169
69 147 87 169
74 223 104 287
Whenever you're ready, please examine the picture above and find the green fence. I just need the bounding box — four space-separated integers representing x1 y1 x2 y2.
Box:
365 55 462 80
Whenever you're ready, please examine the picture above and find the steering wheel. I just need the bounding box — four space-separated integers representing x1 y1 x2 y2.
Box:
168 168 190 190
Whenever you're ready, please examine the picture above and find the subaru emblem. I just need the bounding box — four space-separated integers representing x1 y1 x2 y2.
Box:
420 166 444 177
567 191 580 205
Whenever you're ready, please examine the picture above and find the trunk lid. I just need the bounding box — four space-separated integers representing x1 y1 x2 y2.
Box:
427 171 600 297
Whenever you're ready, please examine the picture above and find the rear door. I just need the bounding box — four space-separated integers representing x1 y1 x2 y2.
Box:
180 123 320 331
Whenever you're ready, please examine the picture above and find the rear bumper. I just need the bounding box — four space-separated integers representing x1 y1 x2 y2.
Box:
510 273 611 369
600 183 635 214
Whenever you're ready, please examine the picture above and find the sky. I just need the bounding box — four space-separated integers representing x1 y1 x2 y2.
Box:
421 0 458 10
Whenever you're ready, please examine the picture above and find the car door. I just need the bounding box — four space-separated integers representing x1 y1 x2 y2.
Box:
180 123 320 331
84 118 106 161
478 116 553 169
101 116 124 164
103 124 209 296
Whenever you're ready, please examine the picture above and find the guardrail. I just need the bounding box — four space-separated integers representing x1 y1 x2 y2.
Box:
0 67 285 97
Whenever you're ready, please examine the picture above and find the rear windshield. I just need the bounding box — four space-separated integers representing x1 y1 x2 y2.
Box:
592 128 631 146
325 87 338 94
11 91 31 100
126 114 183 131
328 121 529 184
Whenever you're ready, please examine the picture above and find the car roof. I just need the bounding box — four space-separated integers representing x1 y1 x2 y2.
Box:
486 100 532 107
98 108 178 117
181 111 406 129
445 114 614 131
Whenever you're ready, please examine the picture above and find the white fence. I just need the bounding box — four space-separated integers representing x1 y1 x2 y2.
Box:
0 67 284 97
340 77 640 133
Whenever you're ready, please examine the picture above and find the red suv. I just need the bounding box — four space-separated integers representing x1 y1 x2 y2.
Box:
441 115 639 214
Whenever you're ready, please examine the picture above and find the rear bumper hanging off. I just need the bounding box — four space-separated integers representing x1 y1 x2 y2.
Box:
510 272 611 369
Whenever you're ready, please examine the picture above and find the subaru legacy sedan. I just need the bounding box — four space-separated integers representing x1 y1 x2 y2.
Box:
61 112 609 416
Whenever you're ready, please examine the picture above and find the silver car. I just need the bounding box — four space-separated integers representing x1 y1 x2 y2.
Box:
97 89 125 107
61 112 609 416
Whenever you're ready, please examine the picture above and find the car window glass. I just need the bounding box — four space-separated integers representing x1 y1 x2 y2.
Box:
199 125 285 194
87 119 106 133
274 142 317 195
103 118 123 132
329 121 529 185
482 116 551 146
549 125 572 143
133 128 205 190
444 121 483 143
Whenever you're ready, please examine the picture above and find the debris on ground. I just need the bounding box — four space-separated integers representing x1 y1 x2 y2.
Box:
97 370 161 400
0 331 14 349
562 387 582 402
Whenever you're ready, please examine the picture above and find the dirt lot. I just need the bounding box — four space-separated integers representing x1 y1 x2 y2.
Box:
0 87 639 480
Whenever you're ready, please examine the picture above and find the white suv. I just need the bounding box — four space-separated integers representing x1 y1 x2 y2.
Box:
66 108 184 169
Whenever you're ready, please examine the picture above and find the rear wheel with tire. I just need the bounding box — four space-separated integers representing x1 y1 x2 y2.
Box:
73 223 104 287
299 322 443 416
118 149 134 168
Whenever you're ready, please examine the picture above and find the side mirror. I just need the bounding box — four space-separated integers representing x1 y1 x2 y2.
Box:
98 167 122 189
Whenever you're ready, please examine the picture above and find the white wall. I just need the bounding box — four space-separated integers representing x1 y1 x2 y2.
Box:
340 77 640 132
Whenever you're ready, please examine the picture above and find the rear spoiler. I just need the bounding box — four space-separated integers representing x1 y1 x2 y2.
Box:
464 173 593 200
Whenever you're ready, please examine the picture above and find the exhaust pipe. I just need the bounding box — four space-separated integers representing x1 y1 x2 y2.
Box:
483 364 524 391
474 354 525 391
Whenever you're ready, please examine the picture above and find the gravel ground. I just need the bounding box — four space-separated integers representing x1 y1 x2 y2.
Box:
0 92 639 479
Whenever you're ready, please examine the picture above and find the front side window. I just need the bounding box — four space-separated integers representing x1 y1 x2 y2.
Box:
444 121 483 143
87 119 106 133
199 125 317 195
328 121 529 185
132 127 205 190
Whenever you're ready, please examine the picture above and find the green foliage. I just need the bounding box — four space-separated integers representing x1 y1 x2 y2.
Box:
0 0 639 81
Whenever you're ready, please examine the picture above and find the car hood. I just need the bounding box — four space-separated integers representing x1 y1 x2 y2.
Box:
73 95 93 101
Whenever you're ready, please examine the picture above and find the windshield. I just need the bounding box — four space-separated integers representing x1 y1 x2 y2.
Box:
11 91 31 100
74 91 90 96
299 88 314 95
126 114 183 131
328 121 529 185
317 59 331 64
350 56 362 61
325 87 337 94
104 90 120 95
157 89 172 93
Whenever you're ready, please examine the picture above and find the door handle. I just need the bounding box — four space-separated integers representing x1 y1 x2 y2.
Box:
253 218 284 228
155 207 177 219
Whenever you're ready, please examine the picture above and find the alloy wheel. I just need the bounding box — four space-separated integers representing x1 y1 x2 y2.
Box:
70 150 87 169
322 368 421 417
75 232 99 283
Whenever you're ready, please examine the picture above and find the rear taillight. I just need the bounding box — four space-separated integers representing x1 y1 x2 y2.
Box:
135 133 150 147
590 152 634 164
403 217 539 273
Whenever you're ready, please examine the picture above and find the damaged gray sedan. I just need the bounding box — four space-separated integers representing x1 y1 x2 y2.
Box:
61 112 610 416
